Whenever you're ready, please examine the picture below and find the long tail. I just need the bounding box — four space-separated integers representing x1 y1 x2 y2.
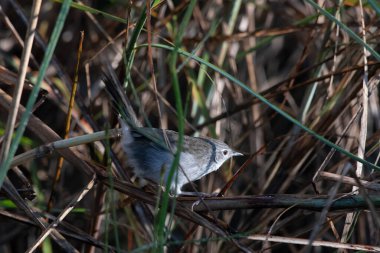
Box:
102 71 142 128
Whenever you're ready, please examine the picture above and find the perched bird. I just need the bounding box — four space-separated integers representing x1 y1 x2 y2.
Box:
104 73 242 195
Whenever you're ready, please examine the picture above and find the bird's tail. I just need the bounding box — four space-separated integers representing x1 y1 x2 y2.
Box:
102 71 142 128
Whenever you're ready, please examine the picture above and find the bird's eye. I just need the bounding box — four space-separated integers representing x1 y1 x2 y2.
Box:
223 150 228 156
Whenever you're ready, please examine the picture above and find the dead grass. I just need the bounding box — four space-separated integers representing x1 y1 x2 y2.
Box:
0 1 380 252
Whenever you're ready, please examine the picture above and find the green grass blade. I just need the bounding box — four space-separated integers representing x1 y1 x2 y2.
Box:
154 0 197 251
123 6 147 88
368 0 380 15
53 0 128 24
305 0 380 61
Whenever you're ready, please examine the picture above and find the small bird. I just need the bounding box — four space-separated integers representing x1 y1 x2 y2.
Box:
104 73 242 195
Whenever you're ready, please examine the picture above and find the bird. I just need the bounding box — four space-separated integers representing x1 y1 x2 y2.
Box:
104 73 242 195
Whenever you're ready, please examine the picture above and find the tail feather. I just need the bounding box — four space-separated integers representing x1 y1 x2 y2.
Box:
102 72 142 128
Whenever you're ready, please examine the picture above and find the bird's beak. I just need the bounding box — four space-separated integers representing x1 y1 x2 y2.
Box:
233 151 243 156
